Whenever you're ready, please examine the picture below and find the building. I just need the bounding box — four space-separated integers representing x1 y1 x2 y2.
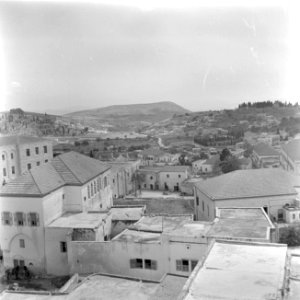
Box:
137 165 191 192
0 135 53 185
197 155 220 174
252 142 281 168
179 240 288 300
192 159 206 174
108 160 140 199
193 169 299 222
138 149 179 166
237 157 252 169
281 139 300 175
0 151 113 275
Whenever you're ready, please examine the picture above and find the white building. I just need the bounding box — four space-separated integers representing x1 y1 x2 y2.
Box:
0 135 53 185
0 151 113 275
281 139 300 175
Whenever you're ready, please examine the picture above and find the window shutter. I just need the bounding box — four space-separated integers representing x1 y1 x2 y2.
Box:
36 213 40 226
9 213 13 225
22 213 26 226
130 259 135 268
152 260 157 270
27 213 31 226
1 212 4 225
14 213 18 225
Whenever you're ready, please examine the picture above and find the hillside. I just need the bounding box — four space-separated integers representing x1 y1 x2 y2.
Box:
64 101 189 131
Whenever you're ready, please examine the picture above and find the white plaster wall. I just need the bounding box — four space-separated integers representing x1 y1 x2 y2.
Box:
0 196 46 272
68 240 165 281
63 186 82 212
159 171 188 191
0 145 18 183
45 227 70 275
42 188 65 225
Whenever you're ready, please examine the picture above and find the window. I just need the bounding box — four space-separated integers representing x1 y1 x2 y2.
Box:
15 212 26 226
112 178 115 184
43 146 48 153
11 153 13 159
87 185 90 198
60 241 67 253
144 184 147 188
176 259 189 272
35 147 39 155
2 154 5 161
11 166 15 174
62 194 65 200
166 174 170 178
27 212 39 226
191 260 198 271
130 258 143 269
104 176 108 188
98 178 101 190
196 196 199 206
178 174 181 178
19 239 25 248
36 161 40 166
26 149 30 156
202 201 204 212
144 259 157 270
293 214 296 220
91 183 94 196
45 159 48 163
94 181 97 194
1 212 12 225
150 176 153 180
207 205 209 217
27 163 31 170
3 168 6 177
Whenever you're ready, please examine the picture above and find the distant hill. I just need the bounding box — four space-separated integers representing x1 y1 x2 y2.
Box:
64 101 190 131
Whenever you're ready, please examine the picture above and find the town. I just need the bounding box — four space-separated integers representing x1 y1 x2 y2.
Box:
0 100 300 300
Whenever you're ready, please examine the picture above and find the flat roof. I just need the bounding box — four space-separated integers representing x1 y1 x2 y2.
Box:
113 229 161 243
207 208 273 240
47 212 108 229
182 240 287 300
132 215 193 233
111 206 145 221
1 274 185 300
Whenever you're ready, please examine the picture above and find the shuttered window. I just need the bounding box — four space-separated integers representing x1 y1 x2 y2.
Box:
27 212 40 226
14 212 26 226
1 212 13 225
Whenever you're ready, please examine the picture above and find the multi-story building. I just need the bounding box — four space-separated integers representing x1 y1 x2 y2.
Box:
0 151 113 275
0 135 53 185
137 165 190 192
281 139 300 175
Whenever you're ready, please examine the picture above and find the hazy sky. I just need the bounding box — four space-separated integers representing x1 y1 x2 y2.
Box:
0 0 297 114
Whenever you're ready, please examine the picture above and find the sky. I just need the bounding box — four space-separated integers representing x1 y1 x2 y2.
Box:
0 0 299 114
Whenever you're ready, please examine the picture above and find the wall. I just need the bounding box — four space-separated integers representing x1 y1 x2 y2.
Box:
0 145 18 184
68 240 165 281
42 188 65 225
63 186 82 212
45 227 70 275
159 171 188 192
0 196 46 273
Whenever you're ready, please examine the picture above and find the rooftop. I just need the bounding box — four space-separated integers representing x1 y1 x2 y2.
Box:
111 206 145 221
0 135 51 147
207 208 273 241
181 240 287 300
0 151 110 197
203 155 220 165
282 139 300 162
47 212 108 229
139 165 190 173
194 169 298 200
113 229 161 243
253 142 279 156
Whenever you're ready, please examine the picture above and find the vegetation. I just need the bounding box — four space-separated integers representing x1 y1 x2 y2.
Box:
238 100 298 109
279 226 300 246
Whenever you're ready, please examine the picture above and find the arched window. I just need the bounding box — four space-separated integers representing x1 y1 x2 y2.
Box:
91 183 94 196
104 176 107 188
94 180 97 194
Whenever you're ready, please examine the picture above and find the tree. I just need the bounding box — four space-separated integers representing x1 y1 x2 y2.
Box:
279 227 300 246
220 148 231 161
220 156 240 173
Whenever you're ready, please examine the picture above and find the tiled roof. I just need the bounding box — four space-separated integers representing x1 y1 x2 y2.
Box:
0 135 50 147
194 169 298 200
282 139 300 162
253 142 279 156
0 151 110 196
